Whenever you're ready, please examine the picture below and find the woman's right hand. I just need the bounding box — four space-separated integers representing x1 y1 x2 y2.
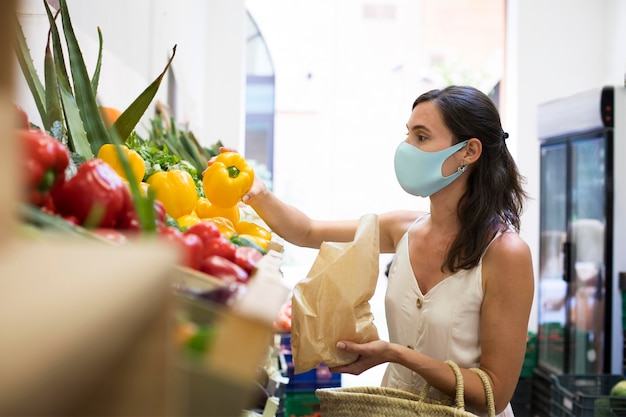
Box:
242 175 267 204
206 146 267 205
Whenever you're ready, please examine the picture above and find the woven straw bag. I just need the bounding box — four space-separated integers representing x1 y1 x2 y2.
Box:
315 360 495 417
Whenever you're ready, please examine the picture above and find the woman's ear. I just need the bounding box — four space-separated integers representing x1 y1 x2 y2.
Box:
464 138 482 164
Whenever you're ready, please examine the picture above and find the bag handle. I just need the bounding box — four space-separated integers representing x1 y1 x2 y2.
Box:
469 366 496 417
417 360 496 417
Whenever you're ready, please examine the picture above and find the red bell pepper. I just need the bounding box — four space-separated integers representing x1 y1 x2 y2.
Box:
233 245 264 274
184 221 222 246
200 255 249 284
117 198 168 232
154 200 167 225
20 128 70 207
183 221 238 261
51 158 131 228
201 235 238 261
160 226 204 270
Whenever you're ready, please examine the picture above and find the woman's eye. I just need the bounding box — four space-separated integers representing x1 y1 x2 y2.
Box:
417 135 427 141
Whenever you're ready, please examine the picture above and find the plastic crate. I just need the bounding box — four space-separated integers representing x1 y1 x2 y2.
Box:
511 377 533 417
550 374 626 417
532 367 553 417
284 390 320 417
284 353 341 392
281 333 341 392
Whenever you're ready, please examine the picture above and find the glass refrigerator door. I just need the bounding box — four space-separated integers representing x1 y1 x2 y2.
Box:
538 142 568 374
567 135 607 374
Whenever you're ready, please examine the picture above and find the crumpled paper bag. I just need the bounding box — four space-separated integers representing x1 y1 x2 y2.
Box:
291 213 380 374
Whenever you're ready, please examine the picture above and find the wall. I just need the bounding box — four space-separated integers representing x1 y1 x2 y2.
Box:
15 0 246 150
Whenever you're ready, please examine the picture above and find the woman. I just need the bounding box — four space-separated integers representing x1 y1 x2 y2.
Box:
242 85 534 416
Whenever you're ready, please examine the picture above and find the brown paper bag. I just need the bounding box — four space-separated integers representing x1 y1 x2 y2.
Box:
291 214 380 374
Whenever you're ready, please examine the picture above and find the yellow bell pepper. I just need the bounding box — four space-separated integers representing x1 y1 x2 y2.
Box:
237 233 269 251
97 144 146 184
146 169 198 219
202 152 254 208
195 197 240 225
235 220 272 241
204 216 237 238
138 181 150 197
177 212 202 230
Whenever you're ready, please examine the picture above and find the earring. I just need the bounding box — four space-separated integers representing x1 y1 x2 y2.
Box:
457 163 467 173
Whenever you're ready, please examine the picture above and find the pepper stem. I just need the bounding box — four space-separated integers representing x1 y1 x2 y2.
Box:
38 169 57 193
227 166 240 178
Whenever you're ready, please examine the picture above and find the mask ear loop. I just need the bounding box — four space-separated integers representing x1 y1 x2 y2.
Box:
455 138 473 173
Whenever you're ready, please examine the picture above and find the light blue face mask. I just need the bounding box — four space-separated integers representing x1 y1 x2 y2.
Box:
393 140 468 197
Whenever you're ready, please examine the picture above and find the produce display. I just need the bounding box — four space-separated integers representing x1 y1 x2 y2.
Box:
14 0 277 287
12 2 293 415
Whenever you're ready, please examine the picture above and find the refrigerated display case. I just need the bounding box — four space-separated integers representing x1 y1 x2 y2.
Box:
535 85 626 378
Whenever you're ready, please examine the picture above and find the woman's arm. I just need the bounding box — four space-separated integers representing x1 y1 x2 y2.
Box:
331 232 534 414
243 178 360 248
472 232 534 412
243 177 422 252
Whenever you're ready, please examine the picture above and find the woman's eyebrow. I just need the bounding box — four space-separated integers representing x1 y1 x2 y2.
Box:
406 123 430 133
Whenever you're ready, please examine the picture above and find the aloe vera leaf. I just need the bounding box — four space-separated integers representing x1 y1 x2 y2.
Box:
43 1 92 159
110 45 178 143
90 27 103 97
58 0 110 155
43 3 72 94
13 16 46 122
44 42 62 133
59 85 93 158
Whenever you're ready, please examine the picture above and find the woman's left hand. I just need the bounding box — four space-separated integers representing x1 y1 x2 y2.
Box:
329 339 391 375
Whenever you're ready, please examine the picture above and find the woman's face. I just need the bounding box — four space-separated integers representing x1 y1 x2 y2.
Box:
405 101 465 177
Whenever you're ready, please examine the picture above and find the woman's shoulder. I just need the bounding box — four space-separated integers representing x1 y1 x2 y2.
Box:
486 230 531 259
378 210 427 232
482 231 534 289
378 210 426 252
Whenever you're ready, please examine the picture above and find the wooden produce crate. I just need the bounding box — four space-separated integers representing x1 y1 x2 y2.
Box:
174 249 290 417
171 240 284 294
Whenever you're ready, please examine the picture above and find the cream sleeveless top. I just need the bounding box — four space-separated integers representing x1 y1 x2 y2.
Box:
381 216 514 417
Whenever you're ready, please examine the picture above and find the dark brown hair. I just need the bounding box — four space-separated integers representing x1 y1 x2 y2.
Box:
413 85 528 272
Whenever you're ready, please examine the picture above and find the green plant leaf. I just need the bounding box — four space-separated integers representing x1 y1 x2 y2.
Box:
44 1 92 159
13 16 46 123
90 27 103 97
58 0 110 155
43 3 71 95
44 42 62 133
180 130 211 173
59 85 93 158
110 45 178 143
